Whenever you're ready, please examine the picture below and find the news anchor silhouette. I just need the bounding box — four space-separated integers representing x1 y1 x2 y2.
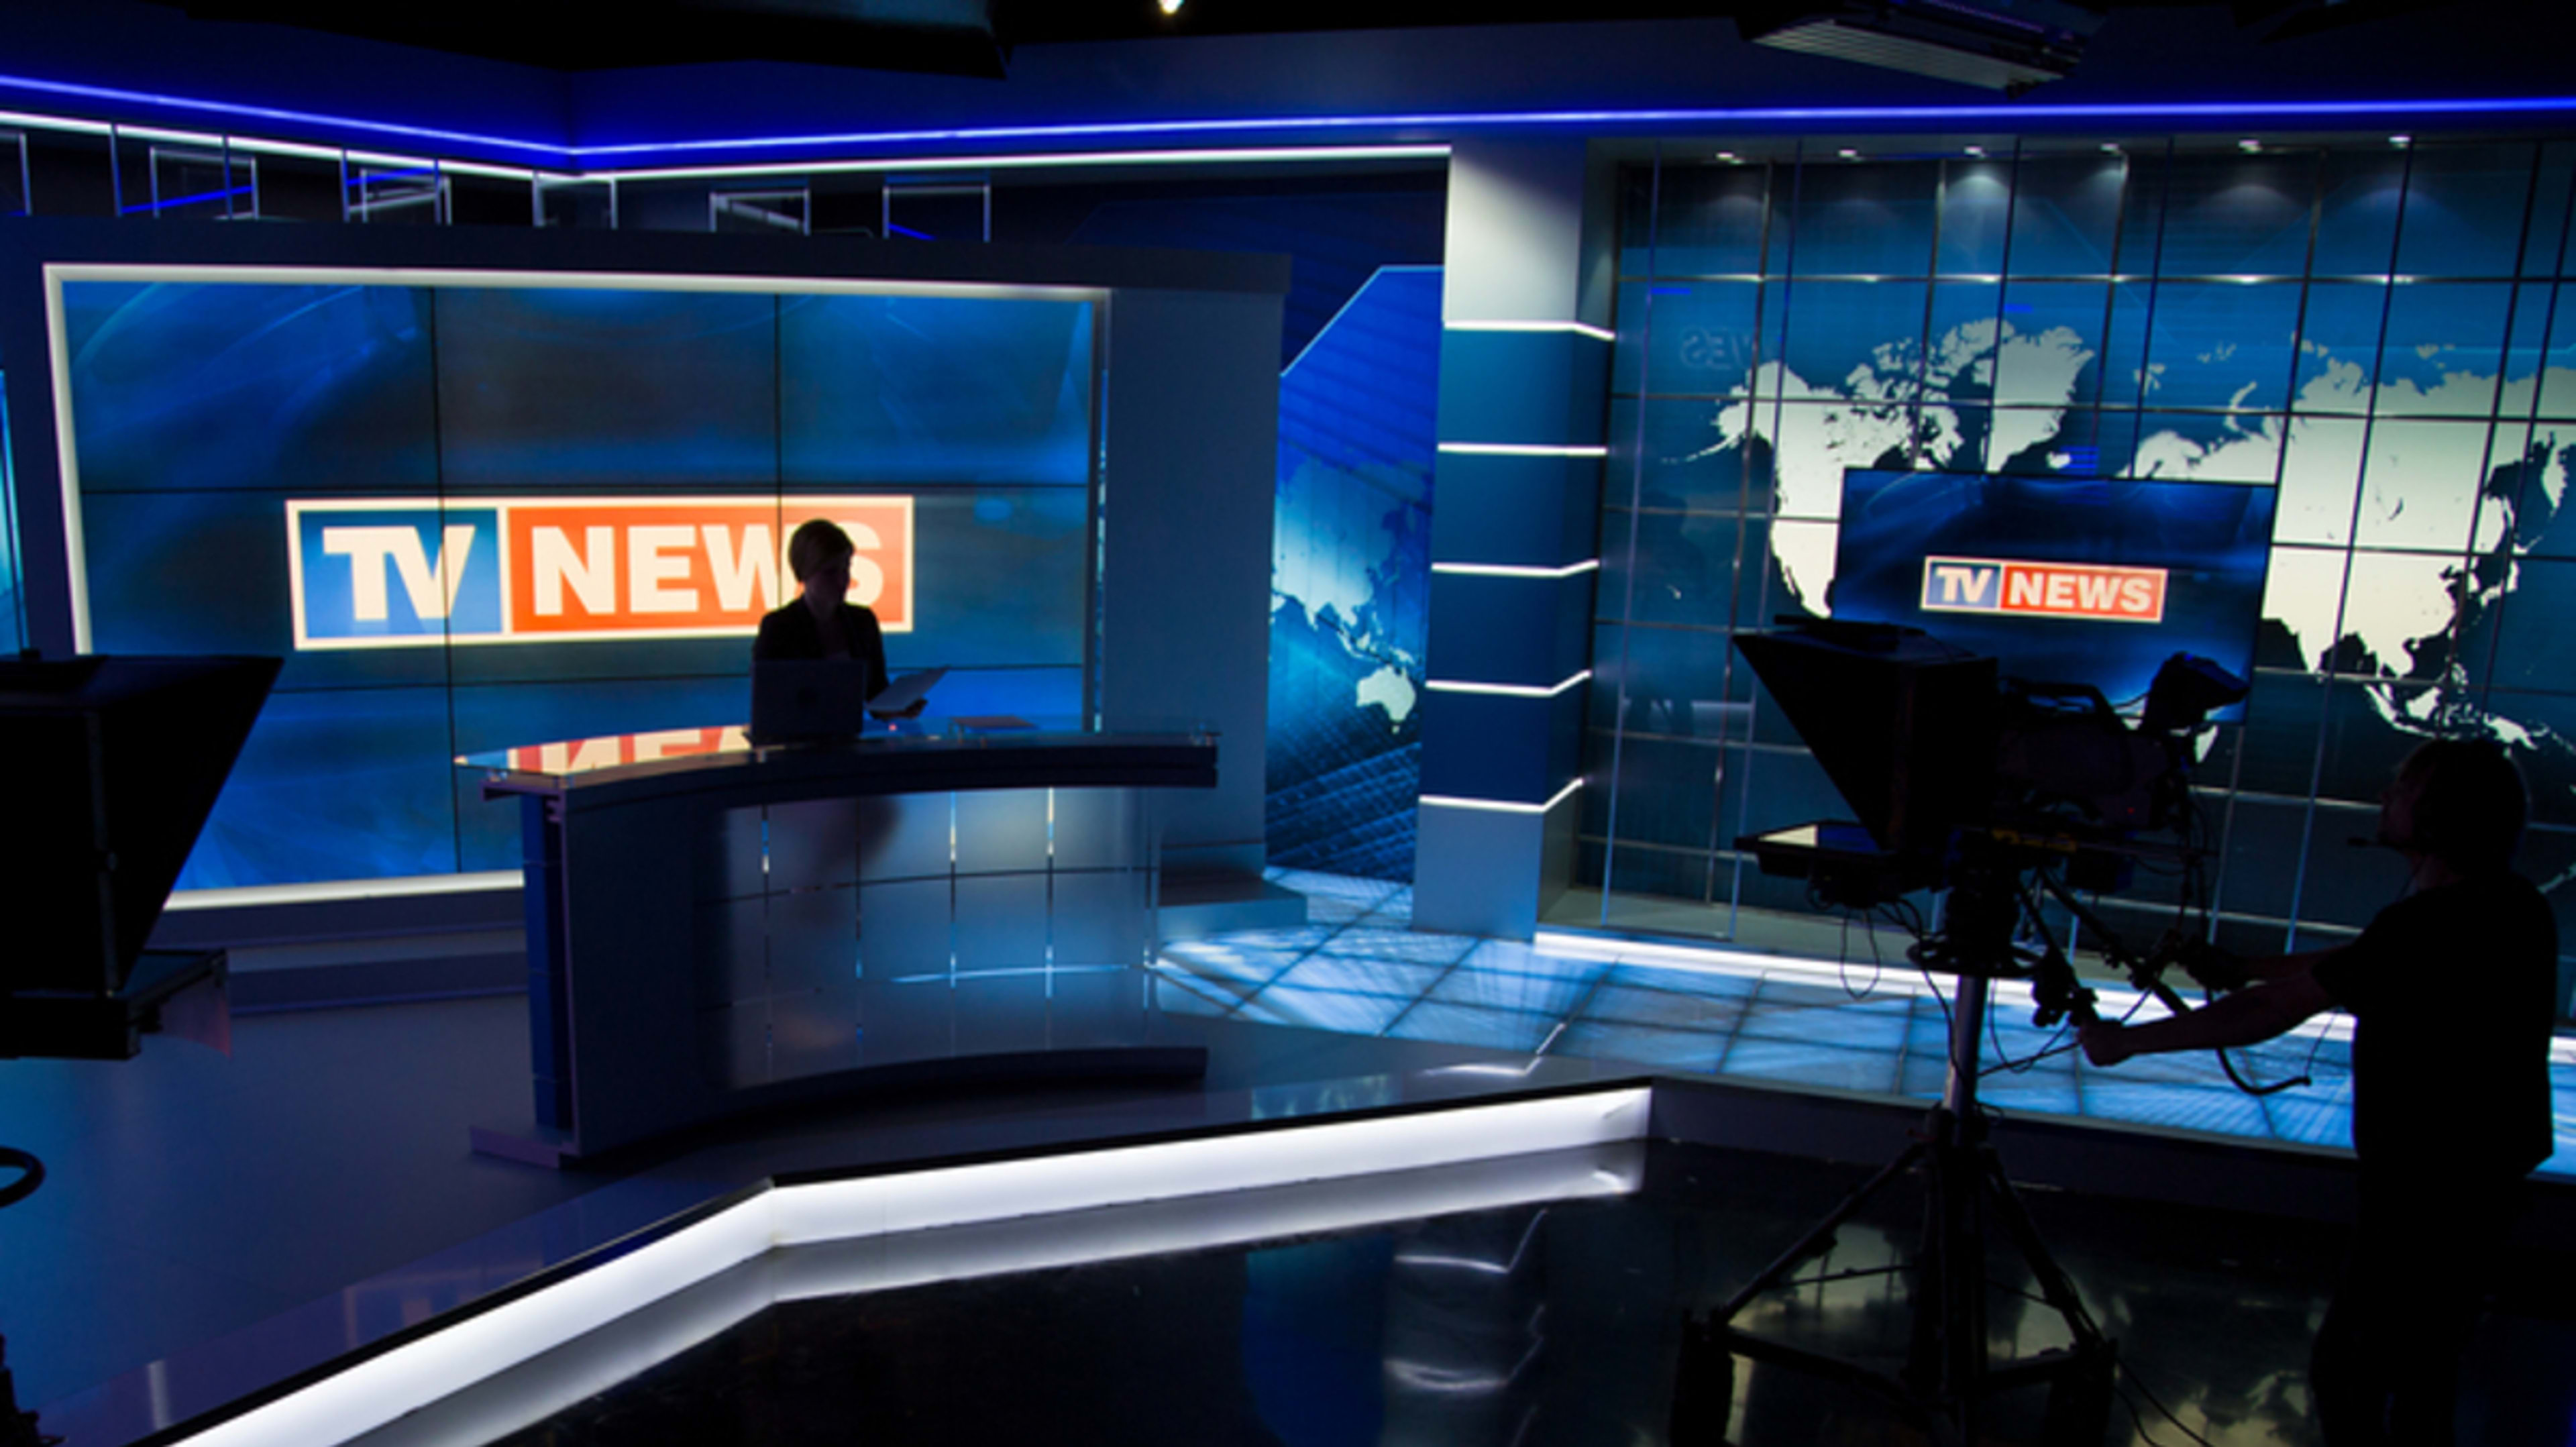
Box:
753 519 924 716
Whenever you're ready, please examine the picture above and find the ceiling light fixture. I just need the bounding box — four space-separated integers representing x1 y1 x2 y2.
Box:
1746 1 2097 93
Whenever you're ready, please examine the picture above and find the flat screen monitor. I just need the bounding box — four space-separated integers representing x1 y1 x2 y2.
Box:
1828 470 2275 720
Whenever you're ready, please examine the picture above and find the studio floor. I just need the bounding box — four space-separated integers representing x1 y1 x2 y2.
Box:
458 1139 2375 1447
1161 871 2576 1178
3 869 2572 1446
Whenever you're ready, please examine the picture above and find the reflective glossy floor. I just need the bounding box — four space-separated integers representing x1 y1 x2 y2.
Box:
462 1140 2571 1447
1158 870 2576 1179
5 982 1640 1444
7 868 2574 1447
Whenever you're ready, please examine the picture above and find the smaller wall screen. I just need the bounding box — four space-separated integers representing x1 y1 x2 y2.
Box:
54 271 1102 891
1830 469 2275 715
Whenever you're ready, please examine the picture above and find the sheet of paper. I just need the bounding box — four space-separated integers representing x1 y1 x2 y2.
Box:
867 667 947 716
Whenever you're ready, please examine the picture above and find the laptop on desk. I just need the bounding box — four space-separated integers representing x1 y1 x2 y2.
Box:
750 661 945 744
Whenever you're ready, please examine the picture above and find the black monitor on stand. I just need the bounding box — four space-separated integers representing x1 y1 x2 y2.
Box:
0 653 278 1061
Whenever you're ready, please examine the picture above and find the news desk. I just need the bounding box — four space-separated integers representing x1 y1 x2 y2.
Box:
458 718 1218 1163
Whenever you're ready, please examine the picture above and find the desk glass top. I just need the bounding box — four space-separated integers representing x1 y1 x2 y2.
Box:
455 715 1214 787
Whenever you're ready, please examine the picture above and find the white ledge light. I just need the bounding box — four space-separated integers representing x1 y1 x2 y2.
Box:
1432 560 1601 578
1442 320 1618 342
1419 778 1586 814
1436 443 1611 458
1424 670 1591 698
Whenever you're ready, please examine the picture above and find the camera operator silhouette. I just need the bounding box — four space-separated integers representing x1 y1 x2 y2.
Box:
754 518 925 718
2081 737 2557 1446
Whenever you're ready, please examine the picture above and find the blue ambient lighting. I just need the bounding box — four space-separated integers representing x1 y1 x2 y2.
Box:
0 72 564 158
5 68 2576 170
117 182 254 215
567 97 2576 162
347 166 439 189
885 222 934 240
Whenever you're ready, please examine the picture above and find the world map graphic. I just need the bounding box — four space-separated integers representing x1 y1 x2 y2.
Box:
1700 312 2576 932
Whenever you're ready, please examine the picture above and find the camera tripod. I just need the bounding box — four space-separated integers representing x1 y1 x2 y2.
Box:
1671 851 2118 1446
3 1146 52 1447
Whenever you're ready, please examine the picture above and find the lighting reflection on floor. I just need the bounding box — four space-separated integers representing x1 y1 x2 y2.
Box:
1152 870 2576 1179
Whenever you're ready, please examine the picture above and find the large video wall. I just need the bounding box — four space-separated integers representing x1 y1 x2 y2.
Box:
1591 138 2576 994
52 270 1100 890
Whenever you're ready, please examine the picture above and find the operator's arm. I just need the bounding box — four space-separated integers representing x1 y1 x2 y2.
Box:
2238 945 2345 984
2081 968 2335 1067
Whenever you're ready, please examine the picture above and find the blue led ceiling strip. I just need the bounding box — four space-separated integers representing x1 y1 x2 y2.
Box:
0 72 567 159
7 71 2576 172
576 97 2576 162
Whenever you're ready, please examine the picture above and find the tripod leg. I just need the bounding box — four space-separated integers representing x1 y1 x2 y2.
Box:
1905 1179 1942 1393
1946 1148 1988 1447
1714 1141 1929 1323
1668 1311 1738 1446
1 1336 50 1447
2039 1339 2117 1447
1892 1114 1994 1447
1977 1148 2116 1447
1978 1148 2107 1344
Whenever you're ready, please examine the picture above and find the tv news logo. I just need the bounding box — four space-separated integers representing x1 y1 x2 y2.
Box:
1919 555 2167 624
286 496 912 650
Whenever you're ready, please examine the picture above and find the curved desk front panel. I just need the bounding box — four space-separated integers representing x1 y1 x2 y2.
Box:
463 723 1217 1161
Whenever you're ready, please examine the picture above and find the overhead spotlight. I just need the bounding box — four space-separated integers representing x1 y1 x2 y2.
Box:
2389 134 2413 146
2099 142 2120 154
2238 138 2263 152
1839 148 1862 159
1964 145 1986 158
1717 150 1739 162
1158 0 1184 13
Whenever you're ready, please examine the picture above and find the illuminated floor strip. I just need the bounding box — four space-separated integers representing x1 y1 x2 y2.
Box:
172 1087 1650 1447
1148 870 2576 1179
374 1144 1638 1447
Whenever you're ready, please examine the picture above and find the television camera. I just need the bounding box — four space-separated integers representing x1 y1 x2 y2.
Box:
1672 617 2247 1447
1733 615 2249 1021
